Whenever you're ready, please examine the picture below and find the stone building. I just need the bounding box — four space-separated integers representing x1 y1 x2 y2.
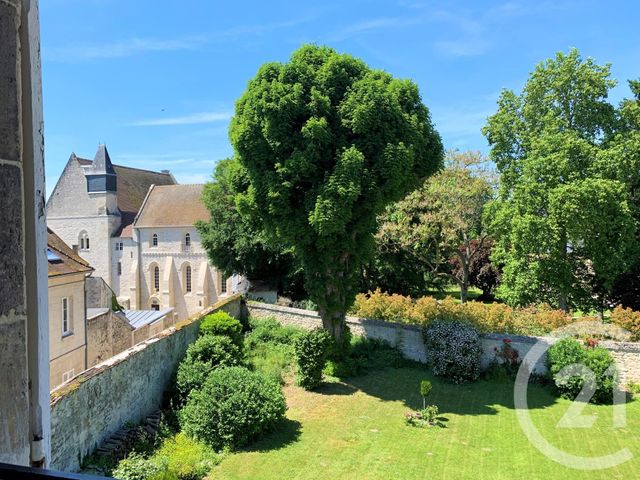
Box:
46 145 175 284
46 145 236 322
46 228 92 390
131 184 233 320
47 229 176 390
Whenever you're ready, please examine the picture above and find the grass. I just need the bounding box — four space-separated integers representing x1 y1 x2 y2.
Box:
424 284 486 303
211 366 640 480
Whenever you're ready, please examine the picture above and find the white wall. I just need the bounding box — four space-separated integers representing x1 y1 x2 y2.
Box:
136 227 223 320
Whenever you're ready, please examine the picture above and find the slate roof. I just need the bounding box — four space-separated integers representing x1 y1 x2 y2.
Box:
122 309 173 329
76 156 176 237
134 184 210 228
47 228 94 278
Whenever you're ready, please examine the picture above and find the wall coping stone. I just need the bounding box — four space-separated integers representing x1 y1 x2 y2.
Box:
51 293 242 406
248 301 640 353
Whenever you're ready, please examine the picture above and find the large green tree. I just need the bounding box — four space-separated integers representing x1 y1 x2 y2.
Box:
483 49 636 311
375 150 493 302
230 45 443 341
196 158 300 292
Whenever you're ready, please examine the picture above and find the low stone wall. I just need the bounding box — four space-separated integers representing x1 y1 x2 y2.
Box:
247 301 640 383
49 294 242 472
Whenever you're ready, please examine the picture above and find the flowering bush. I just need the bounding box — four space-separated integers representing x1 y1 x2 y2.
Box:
610 306 640 341
351 289 579 335
424 321 482 383
405 406 441 427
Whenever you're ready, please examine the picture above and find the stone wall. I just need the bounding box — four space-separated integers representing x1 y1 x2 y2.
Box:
49 293 242 472
248 302 640 384
0 0 50 466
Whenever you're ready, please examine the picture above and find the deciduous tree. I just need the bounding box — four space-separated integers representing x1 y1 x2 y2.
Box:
229 45 443 342
483 49 636 311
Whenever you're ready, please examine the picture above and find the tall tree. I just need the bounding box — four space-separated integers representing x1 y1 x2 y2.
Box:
196 158 300 293
483 49 636 311
375 151 493 302
229 45 443 342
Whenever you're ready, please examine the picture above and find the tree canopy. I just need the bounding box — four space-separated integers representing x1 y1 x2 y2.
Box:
196 158 300 292
483 49 636 311
229 44 443 341
375 150 494 302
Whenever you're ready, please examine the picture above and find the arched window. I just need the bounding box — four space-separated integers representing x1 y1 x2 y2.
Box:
220 274 227 294
152 265 160 292
152 233 158 247
185 233 191 247
79 231 90 251
185 265 192 293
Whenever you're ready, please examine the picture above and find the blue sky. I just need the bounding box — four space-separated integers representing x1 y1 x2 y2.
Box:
41 0 639 195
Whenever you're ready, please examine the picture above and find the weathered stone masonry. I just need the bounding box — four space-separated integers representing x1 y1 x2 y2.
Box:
248 302 640 385
0 0 50 467
49 294 242 472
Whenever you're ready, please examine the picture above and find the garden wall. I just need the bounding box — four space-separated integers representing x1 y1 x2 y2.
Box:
49 294 242 472
248 301 640 384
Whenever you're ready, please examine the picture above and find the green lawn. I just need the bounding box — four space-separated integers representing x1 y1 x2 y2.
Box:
211 367 640 480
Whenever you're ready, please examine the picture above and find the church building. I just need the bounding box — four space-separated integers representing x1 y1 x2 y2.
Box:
47 145 235 321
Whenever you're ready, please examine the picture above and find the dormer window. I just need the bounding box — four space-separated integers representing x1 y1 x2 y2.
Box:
152 233 158 247
79 231 90 251
184 233 191 252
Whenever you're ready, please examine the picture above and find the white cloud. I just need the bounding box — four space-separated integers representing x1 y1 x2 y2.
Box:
45 35 208 61
127 112 232 127
174 172 212 185
45 15 317 62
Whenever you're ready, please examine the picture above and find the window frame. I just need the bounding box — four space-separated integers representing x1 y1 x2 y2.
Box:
152 233 158 247
153 265 160 292
185 265 192 293
62 297 71 335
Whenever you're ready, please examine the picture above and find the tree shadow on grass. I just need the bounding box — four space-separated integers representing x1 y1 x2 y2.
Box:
343 365 560 417
239 418 302 453
315 381 358 396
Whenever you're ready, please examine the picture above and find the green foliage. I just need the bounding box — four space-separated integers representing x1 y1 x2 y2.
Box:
230 44 443 341
175 335 242 404
155 433 219 480
547 338 617 403
483 49 636 311
179 366 286 451
324 336 405 378
112 452 164 480
375 150 494 302
404 405 442 428
424 321 482 383
245 317 302 349
420 380 432 398
196 158 301 292
293 328 333 389
199 312 244 347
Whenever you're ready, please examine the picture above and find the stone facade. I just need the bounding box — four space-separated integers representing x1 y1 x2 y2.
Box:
48 272 88 389
135 226 224 319
248 302 640 384
0 0 50 466
49 294 242 472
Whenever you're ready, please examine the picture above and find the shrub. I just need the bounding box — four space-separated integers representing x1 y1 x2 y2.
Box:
179 367 286 451
350 290 581 336
247 341 295 384
547 338 617 403
611 306 640 341
404 406 441 427
199 312 243 346
424 321 482 383
112 452 164 480
293 328 333 389
155 433 219 480
176 335 242 403
245 317 302 349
